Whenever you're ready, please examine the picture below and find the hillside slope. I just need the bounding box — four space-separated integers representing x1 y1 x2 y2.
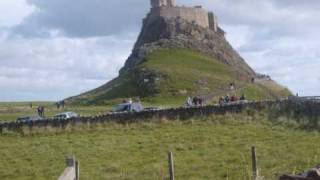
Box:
68 49 290 105
67 15 291 105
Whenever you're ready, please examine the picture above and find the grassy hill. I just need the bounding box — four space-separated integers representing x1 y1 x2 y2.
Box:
69 49 291 106
0 112 319 180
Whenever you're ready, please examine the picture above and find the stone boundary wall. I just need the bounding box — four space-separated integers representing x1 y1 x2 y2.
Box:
2 98 320 134
0 100 285 134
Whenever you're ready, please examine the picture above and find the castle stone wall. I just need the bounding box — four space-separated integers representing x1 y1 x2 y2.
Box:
151 0 167 8
151 7 210 28
208 12 218 32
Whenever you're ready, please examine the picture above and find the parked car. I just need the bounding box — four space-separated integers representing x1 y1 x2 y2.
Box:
16 116 43 123
113 102 144 113
54 112 79 119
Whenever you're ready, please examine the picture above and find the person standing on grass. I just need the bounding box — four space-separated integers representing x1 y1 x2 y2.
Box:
40 106 45 117
37 106 41 117
29 102 33 108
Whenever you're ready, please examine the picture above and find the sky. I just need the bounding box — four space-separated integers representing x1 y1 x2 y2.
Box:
0 0 319 101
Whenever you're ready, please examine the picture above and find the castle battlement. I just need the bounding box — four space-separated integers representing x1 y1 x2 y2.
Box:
149 0 221 34
151 0 176 8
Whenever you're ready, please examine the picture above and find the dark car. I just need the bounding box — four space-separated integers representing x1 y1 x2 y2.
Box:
16 116 43 123
113 103 144 113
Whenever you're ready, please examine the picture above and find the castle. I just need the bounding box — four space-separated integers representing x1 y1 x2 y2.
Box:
149 0 221 33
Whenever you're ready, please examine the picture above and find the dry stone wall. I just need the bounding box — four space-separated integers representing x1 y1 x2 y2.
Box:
2 99 320 134
0 100 284 134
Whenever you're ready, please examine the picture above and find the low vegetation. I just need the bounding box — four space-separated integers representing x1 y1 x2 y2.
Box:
0 109 320 180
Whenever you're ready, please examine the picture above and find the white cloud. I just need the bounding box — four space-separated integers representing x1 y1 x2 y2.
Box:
0 0 320 100
0 0 35 27
0 34 135 101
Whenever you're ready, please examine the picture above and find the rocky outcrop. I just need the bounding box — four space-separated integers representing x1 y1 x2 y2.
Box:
67 9 289 105
279 165 320 180
120 15 256 78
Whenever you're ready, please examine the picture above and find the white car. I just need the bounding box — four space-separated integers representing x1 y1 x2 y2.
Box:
54 112 78 119
112 102 144 112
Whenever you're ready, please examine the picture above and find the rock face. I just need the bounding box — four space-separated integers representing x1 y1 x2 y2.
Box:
120 15 256 78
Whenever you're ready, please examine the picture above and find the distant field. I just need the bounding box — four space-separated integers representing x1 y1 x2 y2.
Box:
0 102 111 122
0 112 319 180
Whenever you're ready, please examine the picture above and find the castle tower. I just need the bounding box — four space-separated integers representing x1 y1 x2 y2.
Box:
151 0 167 8
208 12 218 32
167 0 176 7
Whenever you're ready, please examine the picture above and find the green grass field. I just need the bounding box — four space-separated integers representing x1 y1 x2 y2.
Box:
0 111 319 180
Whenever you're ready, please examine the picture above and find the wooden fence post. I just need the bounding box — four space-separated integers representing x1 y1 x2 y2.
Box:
65 156 75 167
75 160 79 180
251 146 258 180
58 156 79 180
168 151 175 180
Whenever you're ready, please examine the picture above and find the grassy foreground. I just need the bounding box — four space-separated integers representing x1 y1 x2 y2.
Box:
1 113 320 180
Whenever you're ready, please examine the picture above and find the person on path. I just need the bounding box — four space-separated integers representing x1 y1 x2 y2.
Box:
240 94 246 101
198 98 203 106
230 95 237 102
37 106 41 117
192 97 198 106
219 97 224 106
224 95 230 103
40 106 45 117
61 101 65 108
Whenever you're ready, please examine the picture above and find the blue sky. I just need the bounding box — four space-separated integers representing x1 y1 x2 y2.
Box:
0 0 319 101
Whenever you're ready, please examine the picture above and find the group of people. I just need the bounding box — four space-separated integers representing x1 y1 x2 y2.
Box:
186 96 205 107
56 100 65 109
219 94 246 105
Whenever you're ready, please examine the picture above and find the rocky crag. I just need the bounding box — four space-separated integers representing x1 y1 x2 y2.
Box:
120 16 255 77
67 2 290 105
